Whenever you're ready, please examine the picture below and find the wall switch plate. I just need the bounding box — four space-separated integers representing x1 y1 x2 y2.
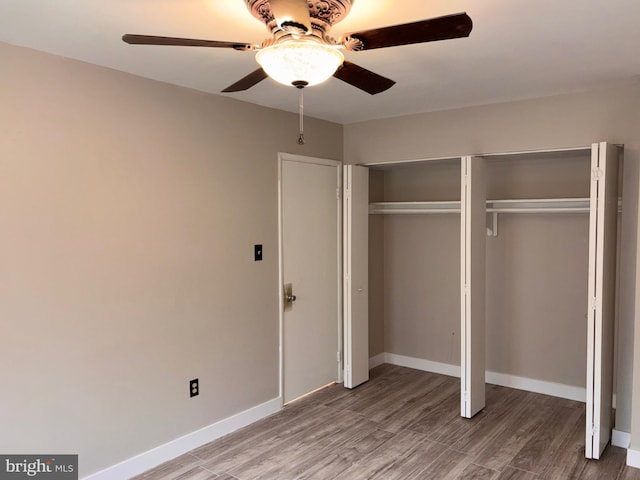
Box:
190 378 199 398
254 244 263 261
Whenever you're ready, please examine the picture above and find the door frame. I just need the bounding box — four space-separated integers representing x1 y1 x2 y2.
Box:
277 153 343 404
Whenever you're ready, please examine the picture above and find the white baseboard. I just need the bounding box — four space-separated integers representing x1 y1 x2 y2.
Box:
628 448 640 469
82 397 282 480
612 429 631 449
485 371 585 402
372 353 586 403
384 353 461 378
369 353 386 369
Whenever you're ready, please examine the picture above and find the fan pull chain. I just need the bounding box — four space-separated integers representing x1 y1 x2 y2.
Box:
297 87 305 145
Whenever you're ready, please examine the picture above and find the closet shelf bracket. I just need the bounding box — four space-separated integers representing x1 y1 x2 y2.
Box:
487 212 498 237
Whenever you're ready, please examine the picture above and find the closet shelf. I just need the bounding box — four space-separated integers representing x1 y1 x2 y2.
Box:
368 197 615 215
369 201 460 214
487 198 590 214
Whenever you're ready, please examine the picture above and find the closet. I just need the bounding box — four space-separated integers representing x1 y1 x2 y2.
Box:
343 142 621 460
368 157 463 398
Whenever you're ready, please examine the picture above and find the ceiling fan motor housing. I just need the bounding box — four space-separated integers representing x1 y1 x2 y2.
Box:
247 0 353 36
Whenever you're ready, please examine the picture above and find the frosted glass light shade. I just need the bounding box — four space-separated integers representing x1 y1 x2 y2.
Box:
256 40 344 87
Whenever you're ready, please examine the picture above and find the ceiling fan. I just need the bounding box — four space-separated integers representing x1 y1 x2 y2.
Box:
122 0 473 95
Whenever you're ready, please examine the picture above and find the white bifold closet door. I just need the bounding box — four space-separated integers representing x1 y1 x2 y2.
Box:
343 165 369 388
461 156 486 418
586 142 618 459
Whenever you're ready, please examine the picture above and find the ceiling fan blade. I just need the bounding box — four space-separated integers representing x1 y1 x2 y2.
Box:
343 13 472 50
222 68 269 93
122 34 255 51
333 61 396 95
269 0 312 34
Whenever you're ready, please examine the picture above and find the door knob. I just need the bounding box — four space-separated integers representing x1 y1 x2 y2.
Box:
284 283 296 309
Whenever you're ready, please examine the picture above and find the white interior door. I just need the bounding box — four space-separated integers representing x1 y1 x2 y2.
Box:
343 165 369 388
461 155 486 418
279 154 341 404
586 142 619 458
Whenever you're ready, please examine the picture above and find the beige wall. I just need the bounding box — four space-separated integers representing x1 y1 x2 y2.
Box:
0 42 342 477
344 84 639 163
486 214 589 386
620 156 639 440
368 170 385 356
382 214 461 363
345 84 640 437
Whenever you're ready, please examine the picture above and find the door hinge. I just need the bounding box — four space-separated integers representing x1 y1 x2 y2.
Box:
336 188 341 200
337 351 342 363
591 296 598 310
462 390 469 415
592 167 603 182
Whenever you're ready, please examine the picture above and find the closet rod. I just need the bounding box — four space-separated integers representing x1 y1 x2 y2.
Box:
370 198 621 215
369 198 611 215
486 207 588 214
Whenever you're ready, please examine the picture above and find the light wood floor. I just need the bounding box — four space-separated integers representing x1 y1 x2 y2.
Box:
133 364 640 480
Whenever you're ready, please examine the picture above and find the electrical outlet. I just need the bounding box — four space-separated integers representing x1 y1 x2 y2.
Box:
190 378 199 398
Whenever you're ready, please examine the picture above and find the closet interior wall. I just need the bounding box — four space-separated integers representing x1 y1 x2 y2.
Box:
368 160 461 368
484 150 593 391
369 170 385 358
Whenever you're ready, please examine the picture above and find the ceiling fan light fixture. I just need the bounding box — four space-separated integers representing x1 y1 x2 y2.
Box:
256 39 344 87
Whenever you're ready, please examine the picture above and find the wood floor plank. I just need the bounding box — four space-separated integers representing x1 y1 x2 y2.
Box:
471 398 549 471
414 448 476 480
211 474 238 480
358 370 447 422
131 453 203 480
209 406 357 477
538 409 588 479
295 454 354 480
483 384 519 412
376 375 459 433
496 466 539 480
199 404 342 474
238 412 373 479
579 445 627 480
169 467 220 480
333 430 448 480
508 404 584 474
325 366 427 413
190 400 325 461
456 463 500 479
404 388 463 438
295 427 394 480
331 425 396 463
618 464 640 480
436 386 533 446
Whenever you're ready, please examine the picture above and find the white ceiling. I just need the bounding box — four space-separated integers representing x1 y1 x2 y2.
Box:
1 0 639 124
